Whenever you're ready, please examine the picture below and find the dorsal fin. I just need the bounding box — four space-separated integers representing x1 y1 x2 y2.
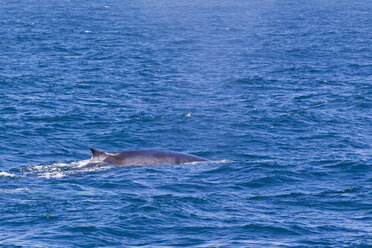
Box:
90 148 104 158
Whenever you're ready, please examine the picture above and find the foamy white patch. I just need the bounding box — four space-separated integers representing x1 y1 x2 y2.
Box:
15 187 30 191
74 159 92 167
75 164 114 173
74 30 92 33
20 159 114 179
0 171 18 178
0 187 30 194
41 171 68 179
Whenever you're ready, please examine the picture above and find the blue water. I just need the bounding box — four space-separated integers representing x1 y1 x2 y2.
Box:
0 0 371 247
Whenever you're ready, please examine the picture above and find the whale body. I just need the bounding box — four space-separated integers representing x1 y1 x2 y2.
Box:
89 148 208 166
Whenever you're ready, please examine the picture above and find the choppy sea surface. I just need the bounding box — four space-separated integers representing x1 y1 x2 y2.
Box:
0 0 371 247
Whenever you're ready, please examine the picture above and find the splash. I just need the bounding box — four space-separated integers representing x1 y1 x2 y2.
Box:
19 160 114 179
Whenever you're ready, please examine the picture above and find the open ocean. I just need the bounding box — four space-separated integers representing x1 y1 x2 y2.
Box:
0 0 371 247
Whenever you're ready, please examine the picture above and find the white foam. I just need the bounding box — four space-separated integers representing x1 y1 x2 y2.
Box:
0 187 30 194
0 171 18 178
19 159 115 179
15 187 30 191
74 30 92 33
40 171 67 179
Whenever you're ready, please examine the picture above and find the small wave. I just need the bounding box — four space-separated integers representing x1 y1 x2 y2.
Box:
0 187 30 193
0 171 18 178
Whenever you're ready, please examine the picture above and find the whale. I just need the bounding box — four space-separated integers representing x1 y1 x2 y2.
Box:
88 148 208 166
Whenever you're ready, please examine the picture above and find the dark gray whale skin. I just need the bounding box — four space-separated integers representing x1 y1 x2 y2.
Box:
89 148 208 166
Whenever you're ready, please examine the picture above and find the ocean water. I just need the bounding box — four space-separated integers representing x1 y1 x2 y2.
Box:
0 0 371 247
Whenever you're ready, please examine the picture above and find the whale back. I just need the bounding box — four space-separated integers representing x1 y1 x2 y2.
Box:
89 148 208 166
